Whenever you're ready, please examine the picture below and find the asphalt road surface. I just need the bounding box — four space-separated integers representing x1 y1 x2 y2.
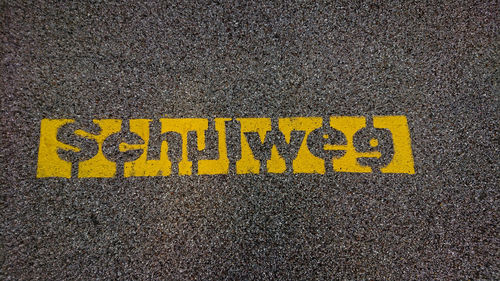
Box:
2 1 498 280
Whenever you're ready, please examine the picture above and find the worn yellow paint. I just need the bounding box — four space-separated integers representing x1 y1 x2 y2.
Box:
76 119 122 178
198 118 232 175
37 119 79 178
120 119 172 177
235 118 272 174
267 146 287 173
161 118 208 175
279 117 324 174
370 138 379 147
36 116 415 177
374 116 415 174
326 116 381 173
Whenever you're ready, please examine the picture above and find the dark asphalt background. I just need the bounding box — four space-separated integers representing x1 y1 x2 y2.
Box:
1 1 499 280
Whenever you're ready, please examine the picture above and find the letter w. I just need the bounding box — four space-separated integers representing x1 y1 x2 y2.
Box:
244 130 305 173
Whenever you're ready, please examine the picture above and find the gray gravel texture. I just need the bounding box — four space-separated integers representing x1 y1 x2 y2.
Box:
1 0 499 280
